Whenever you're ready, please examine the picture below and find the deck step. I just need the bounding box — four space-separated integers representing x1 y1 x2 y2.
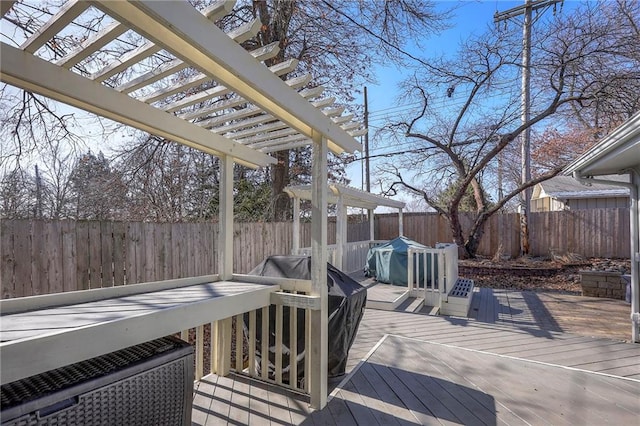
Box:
366 283 410 311
396 297 424 313
440 278 475 317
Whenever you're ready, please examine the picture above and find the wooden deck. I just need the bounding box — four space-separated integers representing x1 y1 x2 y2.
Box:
192 287 640 425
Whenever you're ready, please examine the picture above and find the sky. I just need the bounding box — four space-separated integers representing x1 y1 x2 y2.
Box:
345 0 574 210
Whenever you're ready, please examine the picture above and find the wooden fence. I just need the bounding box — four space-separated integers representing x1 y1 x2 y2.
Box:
0 219 370 298
376 208 630 259
1 209 630 298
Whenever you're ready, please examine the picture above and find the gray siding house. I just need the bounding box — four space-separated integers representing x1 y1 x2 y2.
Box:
531 174 630 212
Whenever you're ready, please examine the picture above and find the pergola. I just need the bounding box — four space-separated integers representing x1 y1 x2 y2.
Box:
0 0 363 409
285 183 405 272
564 110 640 343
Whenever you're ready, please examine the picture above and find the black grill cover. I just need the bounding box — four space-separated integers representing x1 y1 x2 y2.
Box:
246 255 366 385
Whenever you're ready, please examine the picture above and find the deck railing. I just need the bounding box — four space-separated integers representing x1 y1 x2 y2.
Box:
183 276 316 395
298 239 387 274
407 243 459 308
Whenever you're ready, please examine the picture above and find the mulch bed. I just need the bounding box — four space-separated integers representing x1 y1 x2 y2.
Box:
459 256 630 294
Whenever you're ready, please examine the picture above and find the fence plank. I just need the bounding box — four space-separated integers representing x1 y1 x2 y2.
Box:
1 220 15 298
100 221 113 287
61 220 77 292
75 221 90 291
31 220 45 296
112 222 125 286
47 221 63 294
88 221 102 288
13 220 32 298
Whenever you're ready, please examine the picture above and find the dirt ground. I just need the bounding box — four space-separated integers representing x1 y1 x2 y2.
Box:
459 256 631 294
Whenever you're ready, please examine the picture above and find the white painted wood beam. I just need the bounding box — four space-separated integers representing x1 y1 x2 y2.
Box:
0 43 275 167
260 138 309 153
90 0 234 84
310 132 329 409
117 6 256 94
94 1 361 154
164 57 295 114
179 96 247 121
201 0 237 20
21 0 88 54
219 155 234 279
312 97 336 109
91 41 160 82
226 18 262 44
117 58 189 94
232 88 324 145
238 128 298 145
210 112 277 133
299 86 325 99
55 21 127 69
340 121 361 132
335 196 346 270
199 105 262 129
333 114 354 125
226 121 289 140
349 128 368 137
141 72 211 104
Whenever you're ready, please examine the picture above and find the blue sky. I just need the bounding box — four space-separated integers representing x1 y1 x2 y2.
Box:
345 0 575 201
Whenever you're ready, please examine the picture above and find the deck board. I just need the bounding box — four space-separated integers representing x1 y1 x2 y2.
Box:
192 299 640 424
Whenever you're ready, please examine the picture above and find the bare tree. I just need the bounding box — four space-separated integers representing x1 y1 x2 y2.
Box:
381 0 640 258
229 0 448 220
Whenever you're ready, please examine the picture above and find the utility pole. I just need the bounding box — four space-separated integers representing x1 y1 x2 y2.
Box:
364 86 371 193
495 0 562 256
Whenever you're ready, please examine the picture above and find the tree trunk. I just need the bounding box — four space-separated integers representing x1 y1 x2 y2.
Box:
271 150 290 221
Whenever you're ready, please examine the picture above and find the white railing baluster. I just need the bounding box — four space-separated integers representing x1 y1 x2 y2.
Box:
248 311 256 377
275 304 283 384
305 308 311 393
290 300 298 389
235 314 243 372
210 321 217 375
407 248 416 292
261 306 269 381
196 325 204 380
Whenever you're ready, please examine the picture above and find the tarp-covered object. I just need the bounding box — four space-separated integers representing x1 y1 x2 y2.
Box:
365 236 434 286
246 256 366 385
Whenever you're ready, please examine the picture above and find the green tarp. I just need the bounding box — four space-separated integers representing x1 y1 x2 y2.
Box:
365 236 436 287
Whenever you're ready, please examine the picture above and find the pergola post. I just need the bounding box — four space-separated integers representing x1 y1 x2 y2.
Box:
335 195 346 270
310 132 328 409
292 196 300 254
631 170 639 343
219 154 234 280
368 208 375 241
398 208 404 236
216 154 234 376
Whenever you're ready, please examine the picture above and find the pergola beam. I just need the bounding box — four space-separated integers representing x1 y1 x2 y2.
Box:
165 56 294 114
94 0 360 154
21 0 88 54
55 21 127 69
0 43 274 168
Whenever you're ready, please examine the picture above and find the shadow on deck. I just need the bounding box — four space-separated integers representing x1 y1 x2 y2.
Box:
191 283 639 425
